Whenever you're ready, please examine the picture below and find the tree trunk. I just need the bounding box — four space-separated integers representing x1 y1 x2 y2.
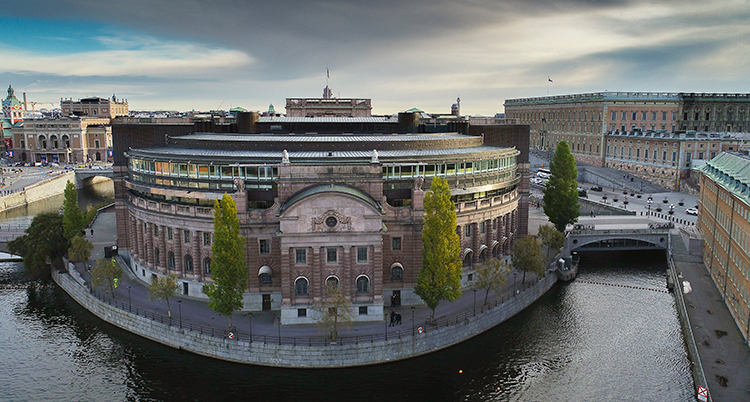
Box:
522 271 527 284
484 289 490 305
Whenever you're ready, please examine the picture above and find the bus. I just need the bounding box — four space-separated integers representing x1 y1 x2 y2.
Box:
536 168 551 179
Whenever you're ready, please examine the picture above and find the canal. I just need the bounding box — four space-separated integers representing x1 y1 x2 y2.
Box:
0 184 694 400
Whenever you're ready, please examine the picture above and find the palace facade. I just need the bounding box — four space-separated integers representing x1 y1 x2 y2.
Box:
113 111 530 324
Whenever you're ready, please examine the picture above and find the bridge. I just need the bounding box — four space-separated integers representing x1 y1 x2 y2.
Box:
563 215 673 259
74 167 114 188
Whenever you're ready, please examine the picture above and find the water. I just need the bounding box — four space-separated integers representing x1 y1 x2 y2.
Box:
0 244 694 401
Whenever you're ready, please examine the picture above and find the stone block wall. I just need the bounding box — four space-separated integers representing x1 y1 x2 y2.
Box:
53 269 557 368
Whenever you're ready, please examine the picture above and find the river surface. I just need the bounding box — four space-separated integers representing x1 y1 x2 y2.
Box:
0 185 693 401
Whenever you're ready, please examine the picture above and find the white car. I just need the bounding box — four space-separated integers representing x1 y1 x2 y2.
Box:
685 208 698 216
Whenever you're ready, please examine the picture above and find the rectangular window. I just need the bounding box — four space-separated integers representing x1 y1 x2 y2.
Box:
632 112 637 120
259 239 270 254
622 111 627 120
464 225 471 237
662 111 667 120
153 225 159 238
357 247 368 262
183 230 190 243
645 149 649 159
203 233 211 246
611 111 617 120
651 111 657 121
480 221 486 233
296 248 307 264
359 306 368 315
327 248 337 263
672 152 677 162
298 308 307 317
167 227 173 240
392 237 401 250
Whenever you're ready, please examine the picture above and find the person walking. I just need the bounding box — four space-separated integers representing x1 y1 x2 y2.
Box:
389 309 396 327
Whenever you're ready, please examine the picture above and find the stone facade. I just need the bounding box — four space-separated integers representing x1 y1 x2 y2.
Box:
114 113 528 325
61 95 129 118
10 117 112 164
697 152 750 342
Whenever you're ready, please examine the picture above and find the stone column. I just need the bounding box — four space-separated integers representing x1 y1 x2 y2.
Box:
342 246 352 298
174 229 183 276
134 219 143 264
281 246 291 306
159 226 167 273
127 215 136 260
190 230 203 279
471 222 480 265
312 247 322 300
146 222 154 269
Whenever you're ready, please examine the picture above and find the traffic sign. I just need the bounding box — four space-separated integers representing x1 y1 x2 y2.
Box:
417 326 424 334
228 332 234 339
697 386 708 402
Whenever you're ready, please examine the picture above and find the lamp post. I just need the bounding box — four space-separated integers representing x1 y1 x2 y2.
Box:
127 285 131 313
384 313 388 341
178 300 182 329
411 306 415 336
248 313 253 341
473 289 477 316
277 314 282 345
513 272 517 296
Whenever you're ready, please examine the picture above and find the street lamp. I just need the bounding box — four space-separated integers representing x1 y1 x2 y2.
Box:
248 313 253 341
277 314 282 345
513 272 517 296
473 289 477 316
411 306 416 336
127 285 131 313
178 300 182 329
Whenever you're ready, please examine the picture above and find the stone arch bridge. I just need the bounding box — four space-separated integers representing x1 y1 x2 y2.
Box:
563 216 673 259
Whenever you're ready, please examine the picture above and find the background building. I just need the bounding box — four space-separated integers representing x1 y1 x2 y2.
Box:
697 151 750 343
2 85 24 140
112 106 530 325
505 92 750 190
61 95 129 118
9 117 112 164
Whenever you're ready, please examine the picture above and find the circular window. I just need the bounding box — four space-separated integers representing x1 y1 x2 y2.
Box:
325 216 338 228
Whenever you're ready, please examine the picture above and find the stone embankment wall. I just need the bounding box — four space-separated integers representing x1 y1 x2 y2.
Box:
53 269 558 368
0 171 74 212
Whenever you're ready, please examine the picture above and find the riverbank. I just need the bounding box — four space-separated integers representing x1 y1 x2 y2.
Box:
0 171 74 212
52 206 562 368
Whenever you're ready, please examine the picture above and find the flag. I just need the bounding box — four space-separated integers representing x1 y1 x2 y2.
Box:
327 68 330 78
548 77 553 83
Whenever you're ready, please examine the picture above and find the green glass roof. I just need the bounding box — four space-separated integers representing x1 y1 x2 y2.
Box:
698 152 750 203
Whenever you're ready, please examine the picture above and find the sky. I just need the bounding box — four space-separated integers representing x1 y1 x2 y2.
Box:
1 0 749 115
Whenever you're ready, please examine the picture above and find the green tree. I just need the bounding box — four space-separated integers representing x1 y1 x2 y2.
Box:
90 258 122 297
473 257 509 305
149 274 180 317
414 176 462 321
202 193 247 328
313 283 354 341
8 212 68 278
542 140 580 232
68 235 93 264
62 181 85 242
511 235 544 284
537 224 565 261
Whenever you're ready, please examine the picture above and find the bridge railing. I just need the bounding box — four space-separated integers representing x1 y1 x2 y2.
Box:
569 228 670 235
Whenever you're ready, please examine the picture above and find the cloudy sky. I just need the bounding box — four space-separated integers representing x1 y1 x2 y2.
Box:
1 0 749 115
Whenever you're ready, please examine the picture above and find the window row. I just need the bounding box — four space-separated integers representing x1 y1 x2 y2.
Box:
292 246 370 264
130 159 278 181
293 275 372 295
159 251 211 275
143 223 211 245
382 157 516 179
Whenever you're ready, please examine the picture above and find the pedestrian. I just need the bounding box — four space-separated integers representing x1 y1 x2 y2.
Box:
389 309 395 327
395 312 402 325
90 228 94 235
391 294 397 307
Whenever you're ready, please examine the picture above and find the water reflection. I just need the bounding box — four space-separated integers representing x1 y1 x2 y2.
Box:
0 245 694 401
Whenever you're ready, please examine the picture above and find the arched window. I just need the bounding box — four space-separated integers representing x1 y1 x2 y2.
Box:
95 152 101 161
326 276 339 290
463 251 473 267
184 254 193 273
259 265 272 285
50 135 59 149
356 275 370 293
295 277 309 295
38 135 47 149
203 257 211 275
62 135 70 149
168 251 175 269
390 263 403 281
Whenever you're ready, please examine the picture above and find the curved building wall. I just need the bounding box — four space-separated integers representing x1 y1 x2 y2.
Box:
116 132 523 324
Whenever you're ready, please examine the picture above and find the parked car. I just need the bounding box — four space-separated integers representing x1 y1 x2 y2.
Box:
686 208 698 216
590 185 602 192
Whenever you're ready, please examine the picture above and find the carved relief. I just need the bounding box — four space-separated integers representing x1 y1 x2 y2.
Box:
311 210 353 232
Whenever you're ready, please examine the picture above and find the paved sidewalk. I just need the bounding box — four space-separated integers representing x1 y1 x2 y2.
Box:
672 233 750 402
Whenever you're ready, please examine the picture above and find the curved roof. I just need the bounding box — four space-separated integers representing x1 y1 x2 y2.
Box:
278 184 384 216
